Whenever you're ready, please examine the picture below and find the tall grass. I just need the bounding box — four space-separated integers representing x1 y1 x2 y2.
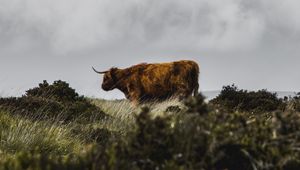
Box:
0 97 183 158
89 98 184 138
0 111 84 157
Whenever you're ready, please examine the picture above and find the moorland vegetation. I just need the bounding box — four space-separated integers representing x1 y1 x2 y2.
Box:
0 81 300 170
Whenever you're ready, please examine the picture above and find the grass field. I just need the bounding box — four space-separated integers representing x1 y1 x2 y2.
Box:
0 81 300 170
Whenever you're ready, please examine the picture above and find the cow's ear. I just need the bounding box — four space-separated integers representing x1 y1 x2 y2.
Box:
110 67 118 75
109 67 118 81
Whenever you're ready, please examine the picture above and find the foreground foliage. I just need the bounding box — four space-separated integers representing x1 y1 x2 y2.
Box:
0 81 300 170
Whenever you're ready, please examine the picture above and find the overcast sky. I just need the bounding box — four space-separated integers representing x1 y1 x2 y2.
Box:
0 0 299 99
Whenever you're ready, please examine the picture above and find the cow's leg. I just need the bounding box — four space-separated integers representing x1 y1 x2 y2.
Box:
193 83 199 96
127 83 142 105
175 84 191 100
129 91 141 105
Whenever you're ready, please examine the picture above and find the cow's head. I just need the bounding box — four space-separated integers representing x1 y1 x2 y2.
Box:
92 67 119 91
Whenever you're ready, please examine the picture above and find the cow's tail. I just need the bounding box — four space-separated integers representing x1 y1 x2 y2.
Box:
190 62 199 96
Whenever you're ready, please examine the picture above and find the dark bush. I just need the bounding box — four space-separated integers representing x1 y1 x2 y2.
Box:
25 80 83 102
128 107 175 169
280 158 300 170
184 93 209 114
286 93 300 112
0 96 63 119
212 144 253 170
210 84 286 113
0 80 106 121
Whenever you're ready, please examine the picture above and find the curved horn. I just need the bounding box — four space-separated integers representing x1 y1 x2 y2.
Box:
92 67 107 74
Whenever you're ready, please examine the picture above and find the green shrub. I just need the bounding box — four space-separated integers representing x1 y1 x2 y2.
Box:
0 80 106 122
210 84 286 113
286 93 300 112
25 80 82 102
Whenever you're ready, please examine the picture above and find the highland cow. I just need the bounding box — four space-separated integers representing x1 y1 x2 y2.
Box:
93 60 199 104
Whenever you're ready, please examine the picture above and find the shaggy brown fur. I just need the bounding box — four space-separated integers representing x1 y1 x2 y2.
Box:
93 60 199 104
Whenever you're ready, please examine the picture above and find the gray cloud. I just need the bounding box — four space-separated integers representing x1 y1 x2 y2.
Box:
2 0 299 54
0 0 299 98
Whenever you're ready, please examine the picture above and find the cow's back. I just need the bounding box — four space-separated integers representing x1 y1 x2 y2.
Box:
139 60 199 99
